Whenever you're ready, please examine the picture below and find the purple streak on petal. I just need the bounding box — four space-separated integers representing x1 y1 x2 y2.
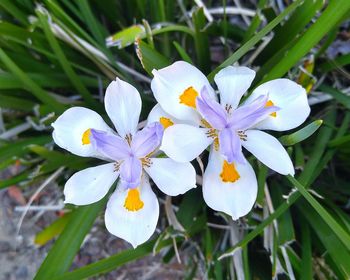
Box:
90 129 131 161
196 86 228 129
131 122 164 158
219 128 246 164
119 156 142 189
229 95 279 130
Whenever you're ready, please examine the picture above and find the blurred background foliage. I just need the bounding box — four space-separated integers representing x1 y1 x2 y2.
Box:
0 0 350 279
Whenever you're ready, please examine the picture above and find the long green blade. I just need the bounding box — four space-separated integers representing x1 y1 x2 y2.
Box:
207 0 303 81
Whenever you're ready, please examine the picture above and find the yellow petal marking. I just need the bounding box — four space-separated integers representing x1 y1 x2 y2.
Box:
179 86 198 108
265 100 277 117
124 188 144 211
159 117 174 129
220 160 240 183
82 129 92 145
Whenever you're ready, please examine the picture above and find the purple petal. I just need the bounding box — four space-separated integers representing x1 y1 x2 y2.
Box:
229 95 279 130
196 86 228 129
90 129 131 161
131 122 164 158
219 128 246 164
119 156 142 189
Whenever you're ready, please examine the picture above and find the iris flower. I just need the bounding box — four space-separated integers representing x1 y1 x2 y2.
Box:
150 61 310 219
52 78 196 247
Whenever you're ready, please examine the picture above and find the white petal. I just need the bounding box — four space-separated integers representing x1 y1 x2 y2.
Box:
246 79 310 131
52 107 112 158
144 158 196 196
242 130 295 175
151 61 215 123
160 124 213 162
105 78 141 137
147 103 196 126
64 163 119 205
214 66 256 109
202 149 257 220
104 176 159 248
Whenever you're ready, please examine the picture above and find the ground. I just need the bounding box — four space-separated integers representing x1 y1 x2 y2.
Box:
0 169 187 279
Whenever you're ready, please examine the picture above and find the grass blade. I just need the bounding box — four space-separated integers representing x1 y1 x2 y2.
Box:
36 10 99 109
279 120 323 146
34 197 107 279
0 48 66 113
287 175 350 251
207 0 303 81
259 0 350 83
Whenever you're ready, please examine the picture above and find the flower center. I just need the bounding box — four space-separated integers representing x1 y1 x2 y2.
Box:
220 160 240 183
124 188 144 211
159 117 174 129
179 86 198 108
82 129 92 145
265 100 277 117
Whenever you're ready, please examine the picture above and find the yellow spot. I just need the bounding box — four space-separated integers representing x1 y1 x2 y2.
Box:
82 129 92 145
220 160 240 183
159 117 174 129
124 188 144 211
179 86 198 108
265 100 277 117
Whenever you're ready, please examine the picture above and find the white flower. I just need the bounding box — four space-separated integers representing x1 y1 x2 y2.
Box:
150 61 310 220
52 78 196 248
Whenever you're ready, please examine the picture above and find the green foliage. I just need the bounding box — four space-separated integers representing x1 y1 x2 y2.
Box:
0 1 350 279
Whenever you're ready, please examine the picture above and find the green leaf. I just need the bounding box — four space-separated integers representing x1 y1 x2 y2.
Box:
0 94 36 111
0 0 28 25
259 0 350 83
0 170 32 189
192 7 210 74
318 84 350 110
287 175 350 252
298 201 350 277
77 0 106 45
173 41 193 64
34 198 108 279
329 134 350 148
300 222 312 280
36 10 99 109
219 111 338 260
320 53 350 72
0 48 66 113
255 0 324 65
51 239 172 280
279 120 323 146
52 212 205 280
0 136 52 161
106 25 145 48
207 0 303 81
0 72 103 89
135 40 170 75
242 0 268 43
35 212 72 246
270 184 295 244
